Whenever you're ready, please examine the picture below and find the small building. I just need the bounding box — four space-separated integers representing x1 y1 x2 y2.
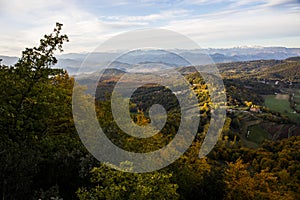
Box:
250 106 261 113
227 108 234 114
246 131 250 138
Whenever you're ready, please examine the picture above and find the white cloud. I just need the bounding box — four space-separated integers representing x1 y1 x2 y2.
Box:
0 0 192 56
163 5 300 47
0 0 141 56
185 0 298 6
104 9 190 22
0 0 299 56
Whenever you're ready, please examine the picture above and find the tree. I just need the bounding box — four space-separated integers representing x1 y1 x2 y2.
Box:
0 22 69 141
77 162 179 200
0 23 78 199
244 101 253 107
224 158 294 200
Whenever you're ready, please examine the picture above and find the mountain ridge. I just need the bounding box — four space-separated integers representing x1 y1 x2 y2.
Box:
1 47 300 75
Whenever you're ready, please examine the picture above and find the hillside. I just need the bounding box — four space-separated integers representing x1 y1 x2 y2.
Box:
1 47 300 75
218 57 300 83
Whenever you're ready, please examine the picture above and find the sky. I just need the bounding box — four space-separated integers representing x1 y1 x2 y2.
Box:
0 0 299 56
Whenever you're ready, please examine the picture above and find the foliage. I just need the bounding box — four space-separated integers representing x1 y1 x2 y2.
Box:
0 23 85 199
77 162 179 200
0 22 70 141
0 23 299 200
224 158 295 200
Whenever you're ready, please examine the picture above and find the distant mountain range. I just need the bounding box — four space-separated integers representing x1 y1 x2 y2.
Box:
1 47 300 75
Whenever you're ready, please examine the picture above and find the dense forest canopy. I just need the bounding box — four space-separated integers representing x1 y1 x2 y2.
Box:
0 23 299 199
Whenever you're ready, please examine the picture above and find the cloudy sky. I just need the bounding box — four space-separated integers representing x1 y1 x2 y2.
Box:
0 0 299 56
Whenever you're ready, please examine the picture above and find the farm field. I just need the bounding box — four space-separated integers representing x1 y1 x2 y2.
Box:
294 92 300 110
247 125 272 144
264 94 300 123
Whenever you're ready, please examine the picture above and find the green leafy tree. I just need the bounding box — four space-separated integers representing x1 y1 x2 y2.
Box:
0 23 82 199
77 162 179 200
0 22 69 141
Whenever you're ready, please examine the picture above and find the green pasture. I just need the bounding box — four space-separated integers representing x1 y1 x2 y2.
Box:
264 95 300 123
247 125 271 144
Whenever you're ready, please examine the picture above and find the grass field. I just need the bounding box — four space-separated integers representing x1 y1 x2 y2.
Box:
264 94 300 123
247 125 272 144
264 94 293 113
294 93 300 110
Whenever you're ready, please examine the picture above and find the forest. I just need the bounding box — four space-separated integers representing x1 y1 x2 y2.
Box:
0 24 299 200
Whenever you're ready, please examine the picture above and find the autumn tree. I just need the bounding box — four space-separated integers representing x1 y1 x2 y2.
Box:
77 162 179 200
224 158 294 200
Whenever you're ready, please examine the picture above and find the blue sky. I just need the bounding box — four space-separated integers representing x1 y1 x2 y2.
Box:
0 0 299 56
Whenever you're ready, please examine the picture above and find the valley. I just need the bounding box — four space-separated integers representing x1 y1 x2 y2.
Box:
1 0 300 197
79 56 300 151
1 27 299 198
